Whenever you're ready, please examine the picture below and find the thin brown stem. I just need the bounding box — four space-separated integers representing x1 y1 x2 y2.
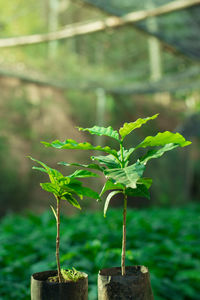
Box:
121 193 127 276
56 196 63 283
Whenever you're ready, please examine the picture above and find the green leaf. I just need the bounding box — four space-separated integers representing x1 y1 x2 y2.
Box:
40 183 59 195
69 169 99 178
104 190 123 217
119 114 158 141
32 166 48 173
28 156 51 173
92 154 121 169
100 179 124 196
67 184 100 200
78 125 120 141
136 131 191 150
62 194 81 209
139 143 179 164
50 205 57 221
58 161 104 172
28 156 63 184
125 185 151 199
41 139 118 157
137 178 153 189
104 162 145 189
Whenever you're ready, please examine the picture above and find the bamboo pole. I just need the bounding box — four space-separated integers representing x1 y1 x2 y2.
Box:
0 0 199 48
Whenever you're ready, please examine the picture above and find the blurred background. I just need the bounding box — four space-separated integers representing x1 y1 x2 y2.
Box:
0 0 199 216
0 0 200 299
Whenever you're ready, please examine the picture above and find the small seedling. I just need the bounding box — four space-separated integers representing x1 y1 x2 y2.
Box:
28 157 99 282
42 114 191 276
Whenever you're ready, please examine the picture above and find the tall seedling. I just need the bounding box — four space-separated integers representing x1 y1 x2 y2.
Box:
42 114 191 276
28 157 100 282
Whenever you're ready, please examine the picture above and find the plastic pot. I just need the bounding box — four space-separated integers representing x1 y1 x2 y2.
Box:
31 270 88 300
98 266 154 300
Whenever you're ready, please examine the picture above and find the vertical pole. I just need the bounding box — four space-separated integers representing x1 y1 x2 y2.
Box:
147 0 170 105
48 0 59 58
95 88 106 146
147 0 162 82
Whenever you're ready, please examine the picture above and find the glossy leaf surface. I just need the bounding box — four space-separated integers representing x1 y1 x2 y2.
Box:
104 162 145 189
62 194 81 209
58 161 104 172
140 143 178 164
69 169 99 178
91 154 121 169
42 139 118 157
119 114 158 140
78 125 120 141
100 179 124 196
136 131 191 149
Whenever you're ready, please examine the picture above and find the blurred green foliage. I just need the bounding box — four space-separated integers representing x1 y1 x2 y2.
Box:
0 205 200 299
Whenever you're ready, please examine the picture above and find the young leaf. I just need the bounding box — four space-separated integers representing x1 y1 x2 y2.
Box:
125 185 151 199
100 179 124 196
58 161 104 172
104 190 123 217
41 139 118 157
28 156 51 173
139 143 178 164
136 131 191 150
78 125 120 141
91 154 121 169
67 184 100 200
69 169 99 178
119 114 158 141
40 182 59 195
62 194 81 209
28 156 63 184
32 166 48 173
104 162 145 189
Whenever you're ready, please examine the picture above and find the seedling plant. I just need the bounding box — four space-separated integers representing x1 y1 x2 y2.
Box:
29 157 100 283
42 114 191 276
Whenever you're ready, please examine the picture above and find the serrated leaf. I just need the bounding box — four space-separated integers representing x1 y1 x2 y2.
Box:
136 131 191 150
62 194 81 209
104 190 123 217
100 179 124 196
139 143 179 164
58 161 104 172
125 185 151 199
92 154 121 169
40 182 59 195
119 114 158 141
104 162 145 189
69 169 99 178
41 139 118 157
78 125 120 141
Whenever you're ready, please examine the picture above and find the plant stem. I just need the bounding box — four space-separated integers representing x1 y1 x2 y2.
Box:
121 193 127 276
56 196 63 283
120 142 124 167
